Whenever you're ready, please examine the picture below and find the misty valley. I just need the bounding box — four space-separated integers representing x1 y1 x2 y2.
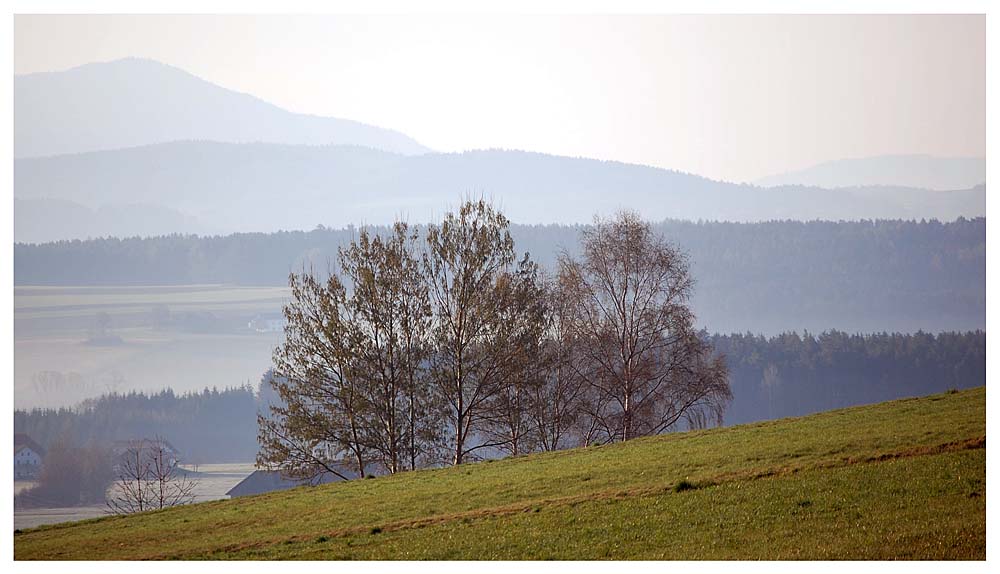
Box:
13 217 986 528
10 16 988 563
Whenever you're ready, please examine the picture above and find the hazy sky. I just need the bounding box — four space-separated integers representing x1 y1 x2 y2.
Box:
14 14 985 182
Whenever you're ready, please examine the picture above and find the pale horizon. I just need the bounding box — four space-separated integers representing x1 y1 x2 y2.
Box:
14 14 986 183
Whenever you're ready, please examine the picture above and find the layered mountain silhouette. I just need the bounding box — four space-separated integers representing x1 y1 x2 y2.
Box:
756 155 985 191
12 58 987 243
15 142 986 243
14 198 214 244
14 58 430 158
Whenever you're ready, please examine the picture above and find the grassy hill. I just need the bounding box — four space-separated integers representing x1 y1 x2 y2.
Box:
15 387 985 560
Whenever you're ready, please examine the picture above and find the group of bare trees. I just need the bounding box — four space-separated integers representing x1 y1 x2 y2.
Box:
106 439 197 515
14 435 196 515
257 201 731 481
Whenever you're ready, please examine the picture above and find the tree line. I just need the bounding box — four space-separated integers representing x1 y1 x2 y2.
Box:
14 217 985 334
14 386 261 464
713 330 986 425
14 330 985 471
257 201 731 479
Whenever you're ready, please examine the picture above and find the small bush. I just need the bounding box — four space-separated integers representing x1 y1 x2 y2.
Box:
15 438 113 509
315 535 329 543
673 479 696 493
797 499 812 508
370 527 382 535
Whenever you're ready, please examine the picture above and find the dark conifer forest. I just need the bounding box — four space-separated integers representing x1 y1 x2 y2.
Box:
14 217 985 334
14 329 984 462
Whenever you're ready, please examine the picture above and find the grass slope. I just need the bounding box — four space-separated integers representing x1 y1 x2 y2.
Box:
15 387 986 560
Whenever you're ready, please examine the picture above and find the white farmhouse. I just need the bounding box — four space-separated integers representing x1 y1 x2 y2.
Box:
14 434 46 479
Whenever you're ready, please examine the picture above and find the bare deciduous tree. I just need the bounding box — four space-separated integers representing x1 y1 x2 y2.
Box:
341 222 436 473
528 277 588 452
558 211 731 443
107 438 196 515
257 271 368 481
480 260 548 456
260 222 439 479
423 199 542 464
258 204 730 474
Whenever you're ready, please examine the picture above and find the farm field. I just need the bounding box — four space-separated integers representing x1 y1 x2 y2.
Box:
13 387 986 560
14 285 288 408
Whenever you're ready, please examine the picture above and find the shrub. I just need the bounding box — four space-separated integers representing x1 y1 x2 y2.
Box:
14 437 112 509
673 479 697 493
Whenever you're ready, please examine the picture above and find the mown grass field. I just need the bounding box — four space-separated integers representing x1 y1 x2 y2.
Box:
14 387 986 560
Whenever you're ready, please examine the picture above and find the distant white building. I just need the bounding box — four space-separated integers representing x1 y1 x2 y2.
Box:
14 434 46 479
111 438 182 469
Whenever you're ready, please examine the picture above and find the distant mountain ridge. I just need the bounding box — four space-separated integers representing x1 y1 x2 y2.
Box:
13 141 986 243
13 198 216 244
756 155 985 191
14 58 430 157
12 58 987 242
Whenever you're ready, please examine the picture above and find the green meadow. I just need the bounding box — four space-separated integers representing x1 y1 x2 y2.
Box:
14 387 985 560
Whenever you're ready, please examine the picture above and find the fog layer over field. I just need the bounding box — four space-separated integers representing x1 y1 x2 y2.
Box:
14 285 285 408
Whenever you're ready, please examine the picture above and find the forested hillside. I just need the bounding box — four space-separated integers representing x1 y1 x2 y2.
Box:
712 330 986 424
14 330 985 463
15 218 985 334
14 387 262 463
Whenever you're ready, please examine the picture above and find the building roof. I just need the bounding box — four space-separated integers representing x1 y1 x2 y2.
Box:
111 438 180 454
15 445 41 457
226 469 347 498
13 433 46 458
